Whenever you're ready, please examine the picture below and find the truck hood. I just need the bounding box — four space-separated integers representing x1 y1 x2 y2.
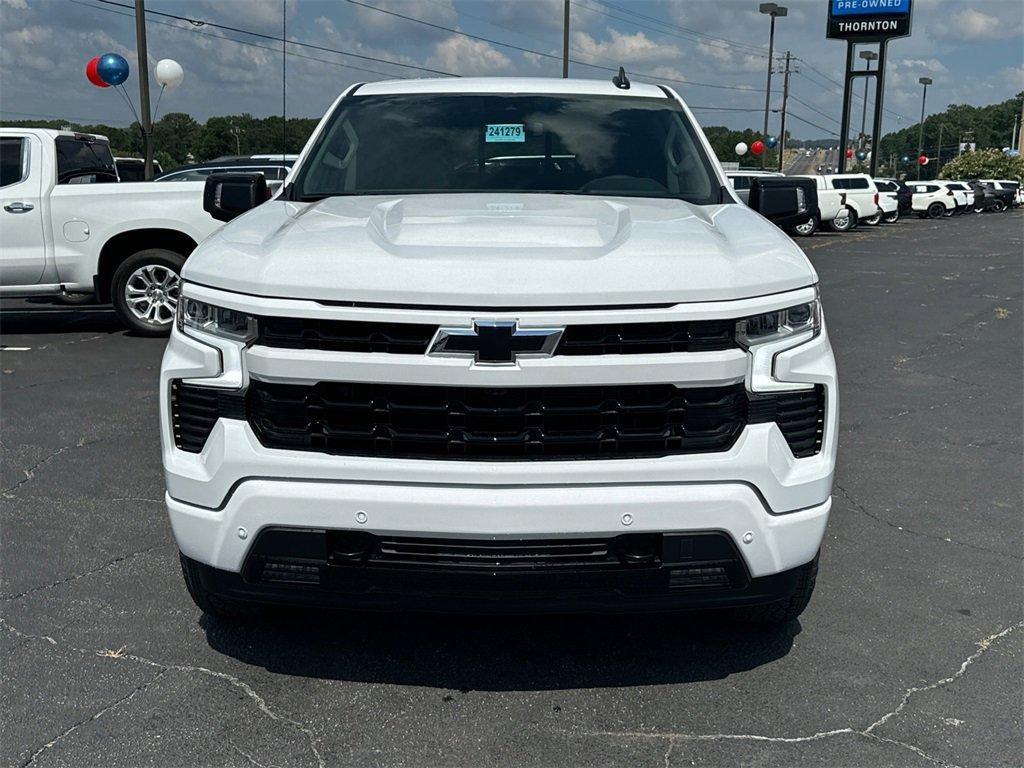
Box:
184 193 816 306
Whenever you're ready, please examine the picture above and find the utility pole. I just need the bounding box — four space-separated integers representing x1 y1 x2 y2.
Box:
134 0 154 180
936 123 943 174
561 0 570 78
777 52 792 173
916 76 931 181
1011 111 1019 152
1018 100 1024 154
759 4 787 170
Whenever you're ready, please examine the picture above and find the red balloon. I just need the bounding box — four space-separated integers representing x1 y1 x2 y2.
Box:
751 140 765 155
918 154 928 165
845 148 854 158
86 56 109 88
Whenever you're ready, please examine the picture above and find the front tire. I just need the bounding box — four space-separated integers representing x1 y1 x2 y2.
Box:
883 209 899 224
728 555 818 625
789 215 818 237
829 208 855 232
992 199 1008 213
180 553 265 622
927 202 946 219
111 249 185 336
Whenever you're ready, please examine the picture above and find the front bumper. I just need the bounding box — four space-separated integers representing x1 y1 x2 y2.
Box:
161 285 838 586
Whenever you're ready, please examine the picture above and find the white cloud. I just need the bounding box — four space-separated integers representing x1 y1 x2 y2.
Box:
944 8 1016 41
427 36 511 75
572 29 680 65
2 0 29 9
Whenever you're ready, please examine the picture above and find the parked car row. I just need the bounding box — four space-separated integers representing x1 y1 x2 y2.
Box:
727 170 1019 238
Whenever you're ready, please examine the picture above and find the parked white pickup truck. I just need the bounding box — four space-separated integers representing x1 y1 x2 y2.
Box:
792 175 850 232
0 128 220 334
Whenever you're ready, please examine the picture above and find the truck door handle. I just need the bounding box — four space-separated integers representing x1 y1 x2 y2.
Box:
3 202 34 213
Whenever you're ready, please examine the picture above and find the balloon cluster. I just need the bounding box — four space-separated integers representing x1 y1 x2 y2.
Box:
84 54 183 89
735 138 771 156
85 53 130 88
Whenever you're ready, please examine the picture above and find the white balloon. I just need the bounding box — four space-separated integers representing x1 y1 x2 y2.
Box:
155 59 184 89
735 142 748 156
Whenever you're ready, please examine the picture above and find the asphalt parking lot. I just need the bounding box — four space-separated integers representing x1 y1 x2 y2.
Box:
1 211 1021 768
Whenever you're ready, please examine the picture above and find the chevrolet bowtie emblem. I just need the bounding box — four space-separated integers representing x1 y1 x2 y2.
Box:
428 320 564 365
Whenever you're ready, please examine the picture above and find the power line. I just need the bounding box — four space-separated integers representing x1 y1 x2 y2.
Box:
785 111 840 137
787 93 840 126
94 0 455 76
587 0 770 56
72 0 408 80
793 60 907 122
570 0 768 59
342 0 776 94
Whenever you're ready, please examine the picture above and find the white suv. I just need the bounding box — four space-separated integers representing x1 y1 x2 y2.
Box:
162 78 838 624
823 173 882 226
910 183 956 218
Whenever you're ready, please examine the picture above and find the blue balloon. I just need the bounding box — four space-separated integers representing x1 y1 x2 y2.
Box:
901 155 910 164
766 136 778 148
855 150 867 161
96 53 129 86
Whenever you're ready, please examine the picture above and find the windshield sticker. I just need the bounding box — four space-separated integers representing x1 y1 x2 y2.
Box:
485 124 525 143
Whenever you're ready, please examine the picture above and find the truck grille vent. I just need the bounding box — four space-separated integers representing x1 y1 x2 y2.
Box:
169 381 246 453
747 386 825 458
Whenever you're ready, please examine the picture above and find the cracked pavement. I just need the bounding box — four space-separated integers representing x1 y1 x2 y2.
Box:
1 212 1021 767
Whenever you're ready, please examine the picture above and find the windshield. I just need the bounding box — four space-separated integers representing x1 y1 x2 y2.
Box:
56 136 117 184
291 93 720 204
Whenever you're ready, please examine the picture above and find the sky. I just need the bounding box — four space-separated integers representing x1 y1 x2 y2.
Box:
1 0 1021 140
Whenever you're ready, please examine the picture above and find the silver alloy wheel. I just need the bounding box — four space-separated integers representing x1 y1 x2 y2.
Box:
794 219 816 235
832 210 852 231
124 264 180 326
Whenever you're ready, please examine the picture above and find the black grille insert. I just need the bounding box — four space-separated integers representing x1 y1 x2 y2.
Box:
257 316 436 354
255 317 736 356
555 319 734 355
246 381 749 460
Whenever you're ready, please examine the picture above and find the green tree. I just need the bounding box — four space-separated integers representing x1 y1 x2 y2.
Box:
938 148 1024 183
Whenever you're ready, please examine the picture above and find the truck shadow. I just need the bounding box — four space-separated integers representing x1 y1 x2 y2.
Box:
200 610 799 691
0 305 125 335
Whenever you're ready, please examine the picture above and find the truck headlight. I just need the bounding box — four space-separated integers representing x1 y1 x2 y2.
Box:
736 298 820 348
176 294 257 343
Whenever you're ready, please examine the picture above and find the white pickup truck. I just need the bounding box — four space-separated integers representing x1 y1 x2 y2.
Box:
0 128 219 334
163 76 838 626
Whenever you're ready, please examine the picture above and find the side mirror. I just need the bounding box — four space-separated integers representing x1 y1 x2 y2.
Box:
749 177 817 230
203 173 269 222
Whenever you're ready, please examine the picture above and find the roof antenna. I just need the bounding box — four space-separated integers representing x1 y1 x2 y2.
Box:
612 67 630 90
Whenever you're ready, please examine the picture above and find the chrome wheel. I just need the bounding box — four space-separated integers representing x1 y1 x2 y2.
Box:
793 218 816 236
124 264 180 326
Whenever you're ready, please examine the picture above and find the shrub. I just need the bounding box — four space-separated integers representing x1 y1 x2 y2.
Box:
939 148 1024 182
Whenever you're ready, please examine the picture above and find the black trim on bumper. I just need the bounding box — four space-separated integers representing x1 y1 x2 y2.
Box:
186 529 806 614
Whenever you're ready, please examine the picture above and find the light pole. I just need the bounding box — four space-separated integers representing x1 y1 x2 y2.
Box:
917 76 932 180
759 3 787 169
858 50 878 155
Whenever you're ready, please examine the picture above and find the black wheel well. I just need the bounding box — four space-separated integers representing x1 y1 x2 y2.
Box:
95 229 197 303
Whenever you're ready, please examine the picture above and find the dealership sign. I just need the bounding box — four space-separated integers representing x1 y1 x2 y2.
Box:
827 0 913 40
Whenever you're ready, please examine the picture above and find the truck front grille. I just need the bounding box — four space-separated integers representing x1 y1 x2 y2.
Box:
247 381 748 460
170 381 825 460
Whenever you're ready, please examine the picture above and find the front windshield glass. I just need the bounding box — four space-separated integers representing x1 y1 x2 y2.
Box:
292 93 720 204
